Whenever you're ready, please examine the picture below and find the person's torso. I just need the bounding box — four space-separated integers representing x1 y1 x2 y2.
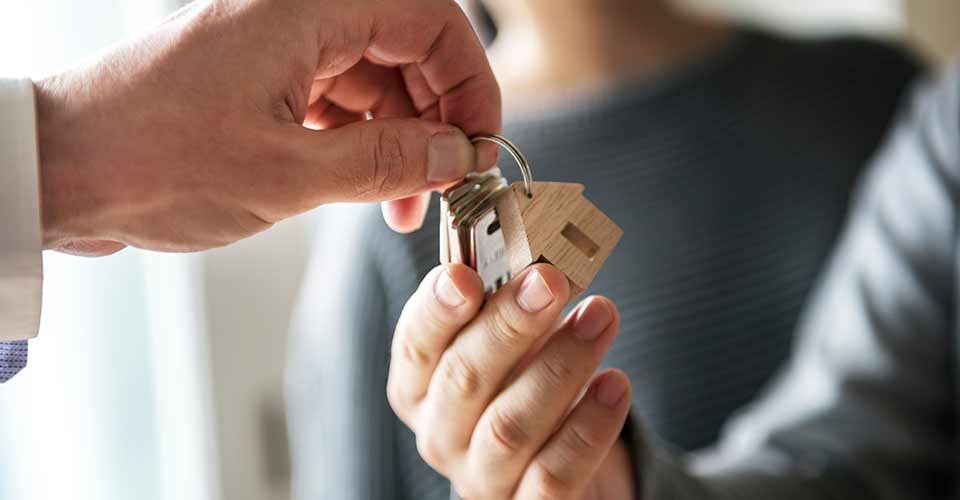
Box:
326 31 920 500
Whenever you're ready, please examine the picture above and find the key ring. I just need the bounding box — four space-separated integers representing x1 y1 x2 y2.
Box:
470 134 534 198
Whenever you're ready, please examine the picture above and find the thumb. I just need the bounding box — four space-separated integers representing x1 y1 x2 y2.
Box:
55 239 127 257
294 118 476 204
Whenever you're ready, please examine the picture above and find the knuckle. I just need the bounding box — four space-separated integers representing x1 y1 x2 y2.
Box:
422 298 460 332
437 349 484 398
528 462 573 500
415 434 449 472
486 407 530 455
482 306 530 351
385 378 411 416
395 335 434 368
359 125 406 197
537 350 576 388
317 31 359 76
451 479 483 500
564 422 599 453
385 347 431 411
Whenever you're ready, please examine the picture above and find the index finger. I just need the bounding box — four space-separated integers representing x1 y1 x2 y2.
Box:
360 0 502 169
421 264 570 451
387 264 485 426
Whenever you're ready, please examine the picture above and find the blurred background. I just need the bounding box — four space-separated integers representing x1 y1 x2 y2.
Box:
0 1 958 500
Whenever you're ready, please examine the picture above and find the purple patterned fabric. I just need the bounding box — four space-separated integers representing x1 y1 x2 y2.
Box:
0 341 27 383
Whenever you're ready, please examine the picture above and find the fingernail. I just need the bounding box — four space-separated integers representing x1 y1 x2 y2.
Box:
434 269 466 308
596 374 627 408
428 130 473 183
573 298 613 342
516 269 555 313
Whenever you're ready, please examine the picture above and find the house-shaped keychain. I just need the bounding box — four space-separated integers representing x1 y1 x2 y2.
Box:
493 181 622 297
440 135 622 298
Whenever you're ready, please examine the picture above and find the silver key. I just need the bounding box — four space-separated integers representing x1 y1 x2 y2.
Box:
440 135 538 295
471 206 512 293
440 170 511 294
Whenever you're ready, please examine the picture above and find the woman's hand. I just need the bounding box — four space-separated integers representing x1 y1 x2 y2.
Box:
388 263 635 499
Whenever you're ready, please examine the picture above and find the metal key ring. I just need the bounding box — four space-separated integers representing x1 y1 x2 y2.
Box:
470 134 534 198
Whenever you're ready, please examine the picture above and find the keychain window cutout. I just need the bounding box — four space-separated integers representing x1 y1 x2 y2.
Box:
561 223 600 260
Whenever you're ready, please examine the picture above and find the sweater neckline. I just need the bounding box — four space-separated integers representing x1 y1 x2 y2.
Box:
502 29 759 126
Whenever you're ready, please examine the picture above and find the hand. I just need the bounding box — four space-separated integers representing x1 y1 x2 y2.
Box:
35 0 501 256
388 263 635 499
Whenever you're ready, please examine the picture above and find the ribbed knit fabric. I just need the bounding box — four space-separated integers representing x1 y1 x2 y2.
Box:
286 30 919 500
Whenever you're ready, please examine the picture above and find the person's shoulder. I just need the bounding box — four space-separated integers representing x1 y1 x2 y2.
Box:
728 28 924 129
741 29 922 81
811 34 920 77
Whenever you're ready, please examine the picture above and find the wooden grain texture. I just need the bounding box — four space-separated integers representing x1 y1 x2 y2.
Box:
495 181 623 298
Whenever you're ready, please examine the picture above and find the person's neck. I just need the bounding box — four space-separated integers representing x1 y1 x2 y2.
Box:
487 2 731 111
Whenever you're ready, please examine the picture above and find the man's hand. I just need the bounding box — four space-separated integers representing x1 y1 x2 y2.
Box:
388 263 635 499
34 0 501 256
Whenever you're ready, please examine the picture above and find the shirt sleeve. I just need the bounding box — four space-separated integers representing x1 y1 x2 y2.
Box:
631 65 960 499
0 78 44 382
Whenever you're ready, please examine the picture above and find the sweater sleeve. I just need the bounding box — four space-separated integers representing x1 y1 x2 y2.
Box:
634 65 960 500
285 205 400 500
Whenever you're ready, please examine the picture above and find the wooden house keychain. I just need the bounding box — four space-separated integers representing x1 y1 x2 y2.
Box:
440 134 623 297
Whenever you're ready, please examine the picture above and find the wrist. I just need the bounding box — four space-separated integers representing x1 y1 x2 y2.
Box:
34 74 105 248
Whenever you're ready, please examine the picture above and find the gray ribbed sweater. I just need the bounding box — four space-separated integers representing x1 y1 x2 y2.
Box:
286 31 918 500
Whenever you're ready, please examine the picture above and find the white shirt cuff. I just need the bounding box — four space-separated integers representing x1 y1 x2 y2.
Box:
0 78 43 341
